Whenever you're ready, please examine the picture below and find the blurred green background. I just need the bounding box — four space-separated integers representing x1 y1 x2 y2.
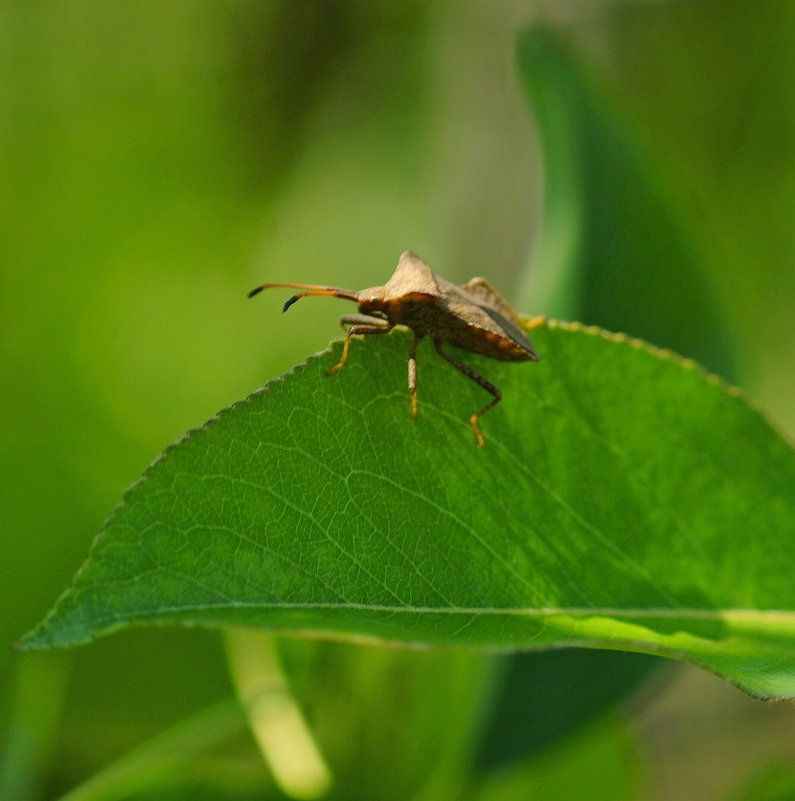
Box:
2 1 794 800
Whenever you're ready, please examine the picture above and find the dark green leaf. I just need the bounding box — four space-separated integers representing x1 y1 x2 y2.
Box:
473 714 643 801
19 324 795 698
518 27 736 379
473 649 657 771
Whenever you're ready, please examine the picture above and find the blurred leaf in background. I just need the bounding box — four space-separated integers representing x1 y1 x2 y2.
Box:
518 25 736 379
0 1 435 796
601 0 795 432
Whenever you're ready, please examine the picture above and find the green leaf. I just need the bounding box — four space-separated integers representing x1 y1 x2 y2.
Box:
19 324 795 698
473 649 656 771
269 637 488 801
736 761 795 801
474 27 704 770
473 714 644 801
50 699 257 801
517 27 737 380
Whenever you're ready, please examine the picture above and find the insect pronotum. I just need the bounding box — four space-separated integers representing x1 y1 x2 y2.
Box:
249 251 542 447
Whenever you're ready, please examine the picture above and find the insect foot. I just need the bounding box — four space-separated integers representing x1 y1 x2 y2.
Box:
248 251 540 447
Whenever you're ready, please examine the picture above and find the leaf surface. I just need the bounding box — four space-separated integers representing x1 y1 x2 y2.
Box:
20 324 795 698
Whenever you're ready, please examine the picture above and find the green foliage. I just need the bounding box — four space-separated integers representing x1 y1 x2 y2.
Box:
517 28 736 379
21 322 795 698
4 4 795 800
735 761 795 801
474 648 655 770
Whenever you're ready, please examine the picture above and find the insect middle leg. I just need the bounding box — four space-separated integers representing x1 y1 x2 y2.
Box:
326 315 392 376
433 340 501 448
408 334 421 419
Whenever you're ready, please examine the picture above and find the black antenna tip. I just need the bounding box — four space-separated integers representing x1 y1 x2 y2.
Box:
282 295 300 313
248 286 264 298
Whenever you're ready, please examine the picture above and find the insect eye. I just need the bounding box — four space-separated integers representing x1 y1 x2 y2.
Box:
358 300 383 316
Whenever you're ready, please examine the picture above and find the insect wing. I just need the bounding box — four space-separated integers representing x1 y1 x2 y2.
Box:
478 306 539 358
457 278 538 358
460 278 521 323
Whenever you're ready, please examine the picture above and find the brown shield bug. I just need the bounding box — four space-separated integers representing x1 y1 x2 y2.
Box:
249 251 542 447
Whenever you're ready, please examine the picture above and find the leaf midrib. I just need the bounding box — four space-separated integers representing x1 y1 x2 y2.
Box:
63 600 795 621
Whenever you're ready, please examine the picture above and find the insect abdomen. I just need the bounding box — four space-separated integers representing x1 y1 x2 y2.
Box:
450 327 535 361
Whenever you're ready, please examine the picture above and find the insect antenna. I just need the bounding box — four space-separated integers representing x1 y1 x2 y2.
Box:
247 283 359 312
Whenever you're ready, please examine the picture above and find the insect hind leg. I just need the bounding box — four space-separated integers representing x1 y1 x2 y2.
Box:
326 315 392 376
433 340 500 448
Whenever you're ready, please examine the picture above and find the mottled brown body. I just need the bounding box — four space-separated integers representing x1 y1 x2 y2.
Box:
249 251 541 447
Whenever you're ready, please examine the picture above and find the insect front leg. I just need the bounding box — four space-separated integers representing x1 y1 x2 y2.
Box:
433 340 501 448
408 334 421 419
326 315 392 376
